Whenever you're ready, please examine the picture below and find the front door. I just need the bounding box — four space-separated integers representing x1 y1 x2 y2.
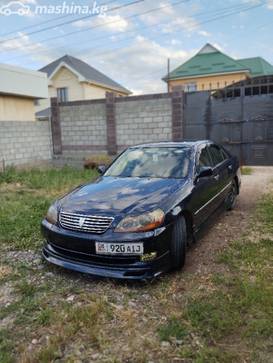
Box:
208 144 231 207
190 145 218 229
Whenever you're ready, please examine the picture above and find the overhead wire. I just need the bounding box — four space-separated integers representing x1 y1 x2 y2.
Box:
0 0 145 44
3 0 263 64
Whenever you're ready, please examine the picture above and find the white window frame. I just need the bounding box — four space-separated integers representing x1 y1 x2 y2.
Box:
57 87 68 102
184 83 197 92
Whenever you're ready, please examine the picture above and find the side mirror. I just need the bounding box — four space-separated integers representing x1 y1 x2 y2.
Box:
97 164 106 175
196 166 213 179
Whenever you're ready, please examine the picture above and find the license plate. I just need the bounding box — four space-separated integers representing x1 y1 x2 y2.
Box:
95 242 143 255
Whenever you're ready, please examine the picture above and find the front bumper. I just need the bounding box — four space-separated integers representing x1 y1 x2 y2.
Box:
41 220 172 280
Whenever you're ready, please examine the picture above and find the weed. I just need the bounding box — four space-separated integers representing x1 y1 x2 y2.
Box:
158 317 189 341
0 329 14 363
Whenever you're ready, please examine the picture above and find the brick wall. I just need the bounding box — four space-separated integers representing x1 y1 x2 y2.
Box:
0 121 52 169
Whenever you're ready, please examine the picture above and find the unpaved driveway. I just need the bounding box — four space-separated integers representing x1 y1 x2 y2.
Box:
185 166 273 275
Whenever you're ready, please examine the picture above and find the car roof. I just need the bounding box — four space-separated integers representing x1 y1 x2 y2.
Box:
129 140 213 149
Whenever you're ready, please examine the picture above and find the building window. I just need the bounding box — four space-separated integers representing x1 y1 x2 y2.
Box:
34 99 40 106
185 83 197 92
201 84 204 90
209 83 212 90
57 87 68 102
217 82 220 89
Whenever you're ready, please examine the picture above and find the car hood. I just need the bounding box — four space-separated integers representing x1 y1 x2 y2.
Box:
59 176 188 216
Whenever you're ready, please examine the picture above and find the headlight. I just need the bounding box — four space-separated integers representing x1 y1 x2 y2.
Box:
115 209 165 233
45 204 58 225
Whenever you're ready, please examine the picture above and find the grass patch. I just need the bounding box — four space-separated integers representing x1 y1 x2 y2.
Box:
187 274 273 338
0 329 13 363
256 194 273 233
32 297 112 362
0 192 51 249
0 167 98 250
158 317 189 342
187 291 241 339
180 346 238 363
241 166 253 175
0 166 97 193
16 280 37 298
36 307 53 326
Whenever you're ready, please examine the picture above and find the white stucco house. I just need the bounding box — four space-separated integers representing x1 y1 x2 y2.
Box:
0 63 48 122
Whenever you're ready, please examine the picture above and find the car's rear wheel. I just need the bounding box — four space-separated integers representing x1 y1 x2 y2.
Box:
170 216 187 270
225 180 237 211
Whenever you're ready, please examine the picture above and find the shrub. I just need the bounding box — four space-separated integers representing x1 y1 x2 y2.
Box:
84 154 113 169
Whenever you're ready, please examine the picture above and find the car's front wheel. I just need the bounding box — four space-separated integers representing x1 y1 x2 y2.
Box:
225 180 237 211
170 216 187 270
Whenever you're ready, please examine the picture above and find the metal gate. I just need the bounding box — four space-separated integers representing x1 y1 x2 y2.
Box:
183 76 273 165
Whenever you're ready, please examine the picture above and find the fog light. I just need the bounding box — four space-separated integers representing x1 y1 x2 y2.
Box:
140 252 157 262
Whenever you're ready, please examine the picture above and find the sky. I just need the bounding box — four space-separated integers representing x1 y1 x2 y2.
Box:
0 0 272 94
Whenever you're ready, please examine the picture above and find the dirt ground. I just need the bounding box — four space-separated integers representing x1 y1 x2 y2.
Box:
185 166 273 275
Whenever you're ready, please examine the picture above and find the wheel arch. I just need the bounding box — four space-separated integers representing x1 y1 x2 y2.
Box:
234 175 240 194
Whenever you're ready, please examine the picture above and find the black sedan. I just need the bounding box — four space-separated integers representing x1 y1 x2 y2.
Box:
42 140 241 280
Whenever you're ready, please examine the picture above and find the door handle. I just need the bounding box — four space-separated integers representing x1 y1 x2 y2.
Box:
214 174 220 181
228 165 233 171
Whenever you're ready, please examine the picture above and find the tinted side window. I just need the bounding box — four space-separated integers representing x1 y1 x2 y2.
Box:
220 147 229 160
198 147 212 169
209 145 225 166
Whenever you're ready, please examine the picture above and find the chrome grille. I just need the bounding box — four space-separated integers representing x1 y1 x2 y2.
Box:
59 211 114 234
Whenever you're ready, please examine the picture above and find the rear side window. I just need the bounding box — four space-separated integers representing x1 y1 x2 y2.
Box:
198 146 212 169
209 145 225 166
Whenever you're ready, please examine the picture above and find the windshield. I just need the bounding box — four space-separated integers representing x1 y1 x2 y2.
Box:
104 147 191 179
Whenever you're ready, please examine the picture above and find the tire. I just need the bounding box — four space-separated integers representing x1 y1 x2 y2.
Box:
225 180 237 211
170 216 187 270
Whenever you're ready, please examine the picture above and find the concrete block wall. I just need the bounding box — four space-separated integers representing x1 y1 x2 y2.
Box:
48 91 184 166
59 102 107 160
115 96 172 151
0 121 52 168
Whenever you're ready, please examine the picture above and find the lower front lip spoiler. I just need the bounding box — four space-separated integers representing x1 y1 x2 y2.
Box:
42 246 166 280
